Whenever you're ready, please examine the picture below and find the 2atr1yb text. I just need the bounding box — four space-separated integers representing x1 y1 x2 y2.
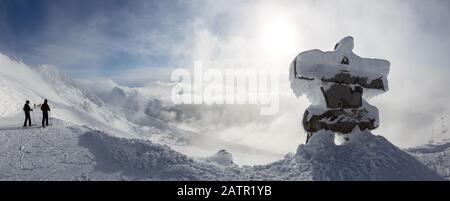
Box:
177 185 272 198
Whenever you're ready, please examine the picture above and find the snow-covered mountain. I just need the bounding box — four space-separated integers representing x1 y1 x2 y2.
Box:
78 75 285 165
406 139 450 180
0 53 139 137
0 53 282 165
0 52 215 145
0 53 446 180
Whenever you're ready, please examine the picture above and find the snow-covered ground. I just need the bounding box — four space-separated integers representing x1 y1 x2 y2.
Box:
0 116 442 180
0 53 446 180
406 140 450 180
0 118 245 180
246 131 442 180
0 53 282 165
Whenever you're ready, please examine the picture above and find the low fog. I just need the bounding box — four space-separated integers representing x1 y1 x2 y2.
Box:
2 0 450 159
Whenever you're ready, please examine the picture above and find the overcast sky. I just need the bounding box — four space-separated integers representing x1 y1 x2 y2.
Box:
1 0 450 149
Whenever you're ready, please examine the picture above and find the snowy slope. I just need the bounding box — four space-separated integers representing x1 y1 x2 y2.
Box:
247 131 442 180
0 53 445 180
79 79 284 165
0 53 139 138
0 118 245 180
0 53 282 165
406 140 450 180
0 53 204 142
0 118 442 181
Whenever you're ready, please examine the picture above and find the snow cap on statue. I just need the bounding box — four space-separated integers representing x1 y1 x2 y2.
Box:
289 36 390 100
334 36 354 52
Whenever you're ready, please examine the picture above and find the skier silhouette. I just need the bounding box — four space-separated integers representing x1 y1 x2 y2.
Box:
23 100 33 127
41 99 51 127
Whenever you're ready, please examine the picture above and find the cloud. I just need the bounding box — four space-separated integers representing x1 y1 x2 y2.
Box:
2 0 450 154
102 66 177 86
163 0 450 150
0 0 198 78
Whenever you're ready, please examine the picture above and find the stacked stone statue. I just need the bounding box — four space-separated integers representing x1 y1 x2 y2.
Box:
289 36 390 143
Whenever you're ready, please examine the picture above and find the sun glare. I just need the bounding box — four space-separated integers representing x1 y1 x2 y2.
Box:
258 12 298 58
261 21 296 49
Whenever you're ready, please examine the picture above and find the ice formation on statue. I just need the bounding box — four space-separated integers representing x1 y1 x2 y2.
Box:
289 36 390 144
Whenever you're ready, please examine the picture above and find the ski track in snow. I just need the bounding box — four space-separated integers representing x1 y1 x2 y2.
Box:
0 53 281 166
0 120 245 181
0 119 444 181
0 52 447 180
0 122 99 180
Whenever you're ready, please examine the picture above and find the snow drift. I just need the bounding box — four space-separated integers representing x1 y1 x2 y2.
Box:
406 140 450 180
247 131 442 180
0 119 244 180
0 118 442 180
0 52 445 180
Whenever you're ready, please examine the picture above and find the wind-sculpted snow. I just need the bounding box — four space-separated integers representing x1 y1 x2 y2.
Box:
0 52 444 180
81 129 246 180
204 149 235 167
0 119 246 180
406 141 450 180
0 118 442 180
36 65 104 107
247 131 442 180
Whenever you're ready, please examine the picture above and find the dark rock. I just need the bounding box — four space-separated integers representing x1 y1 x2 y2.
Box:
321 84 362 108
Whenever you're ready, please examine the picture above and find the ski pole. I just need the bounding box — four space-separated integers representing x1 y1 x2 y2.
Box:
32 109 35 126
49 111 52 126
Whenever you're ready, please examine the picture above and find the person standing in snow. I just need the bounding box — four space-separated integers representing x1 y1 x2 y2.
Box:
41 99 51 127
23 100 33 127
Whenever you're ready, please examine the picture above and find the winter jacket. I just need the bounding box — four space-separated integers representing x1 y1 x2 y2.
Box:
41 102 50 115
23 104 32 114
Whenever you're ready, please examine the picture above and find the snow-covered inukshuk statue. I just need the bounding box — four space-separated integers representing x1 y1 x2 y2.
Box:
289 36 390 144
